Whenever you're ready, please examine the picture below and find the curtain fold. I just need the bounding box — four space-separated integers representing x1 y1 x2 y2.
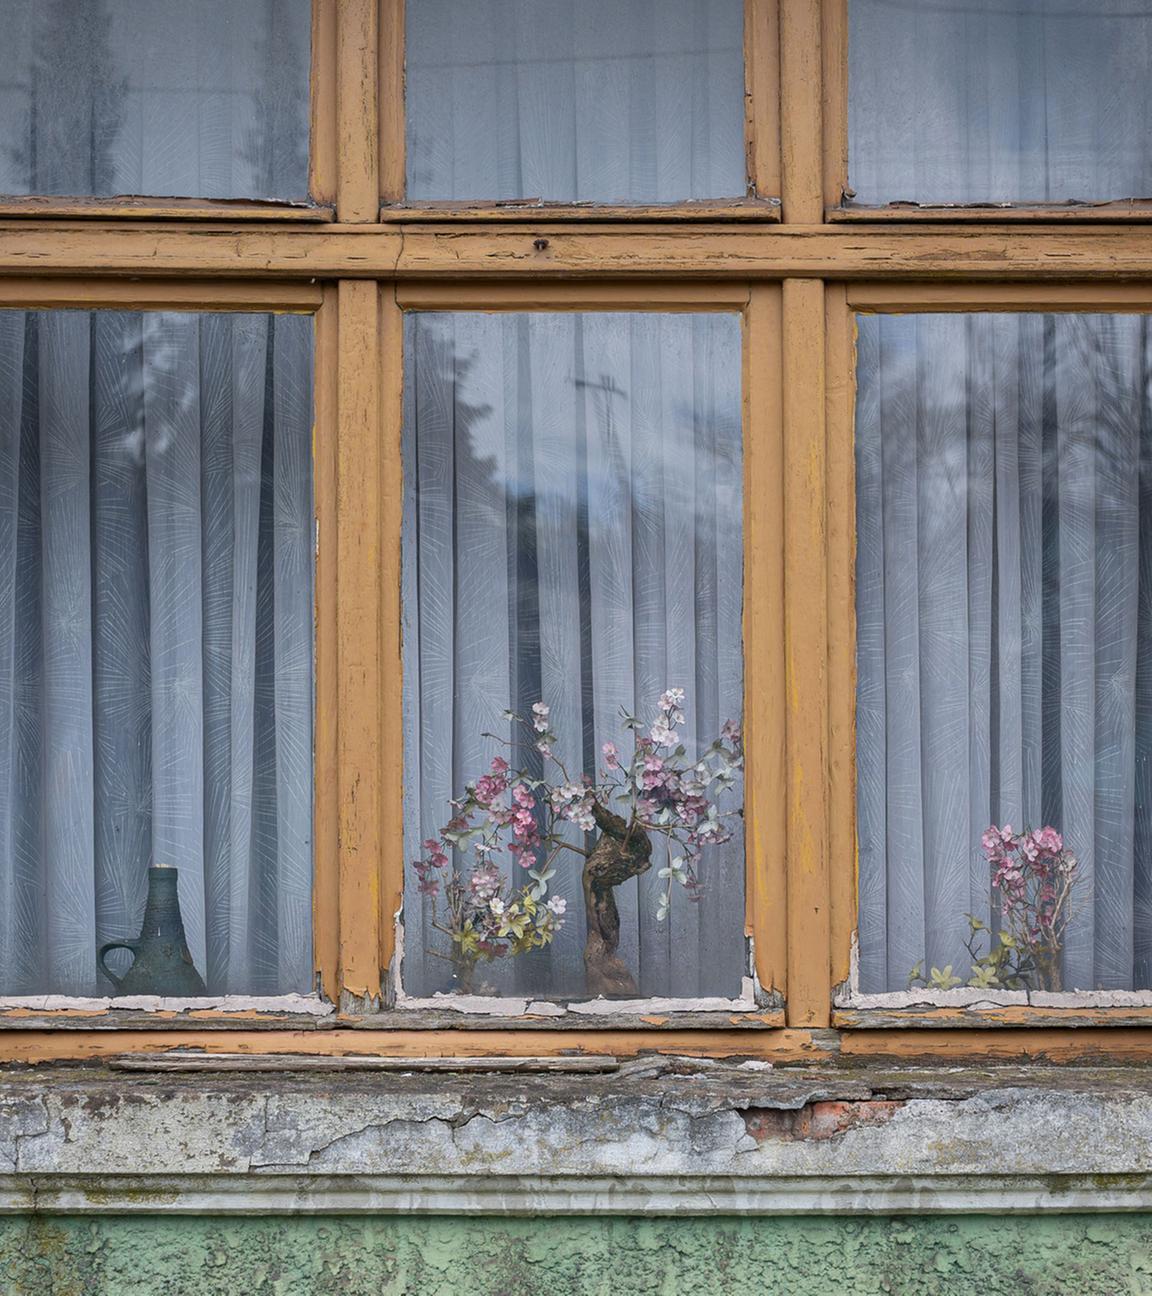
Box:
0 309 314 997
857 312 1152 992
402 312 745 999
404 0 745 204
0 0 311 200
849 0 1152 206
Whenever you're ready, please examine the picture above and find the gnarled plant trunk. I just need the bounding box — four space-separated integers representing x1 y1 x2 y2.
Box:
583 801 652 997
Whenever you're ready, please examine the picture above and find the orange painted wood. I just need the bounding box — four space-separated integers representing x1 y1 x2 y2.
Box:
336 280 384 1002
378 0 406 204
745 0 781 200
782 279 830 1027
743 285 787 997
779 0 823 223
310 0 338 206
825 284 856 990
336 0 379 221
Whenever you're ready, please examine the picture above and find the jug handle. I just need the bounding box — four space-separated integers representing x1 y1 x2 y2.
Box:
98 940 139 991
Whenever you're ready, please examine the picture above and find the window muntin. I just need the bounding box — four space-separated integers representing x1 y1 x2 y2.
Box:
0 0 312 202
404 0 746 205
0 308 314 996
856 310 1152 995
401 310 745 1000
848 0 1152 208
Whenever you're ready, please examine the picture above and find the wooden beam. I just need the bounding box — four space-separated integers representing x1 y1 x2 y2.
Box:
825 284 856 991
336 280 384 1004
743 285 787 998
783 279 830 1027
309 0 338 206
0 278 322 312
779 0 823 223
745 0 781 200
337 0 379 221
8 224 1152 279
313 285 340 1003
378 0 406 204
379 291 404 985
847 282 1152 311
821 0 849 208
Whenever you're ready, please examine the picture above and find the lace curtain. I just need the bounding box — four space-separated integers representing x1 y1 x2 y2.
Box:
402 312 745 998
0 310 314 996
856 312 1152 992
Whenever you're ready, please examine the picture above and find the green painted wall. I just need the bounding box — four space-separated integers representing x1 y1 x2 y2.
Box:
2 1214 1151 1296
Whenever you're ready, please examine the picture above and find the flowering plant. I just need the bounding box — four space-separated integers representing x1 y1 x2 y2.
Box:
412 689 743 996
910 824 1079 993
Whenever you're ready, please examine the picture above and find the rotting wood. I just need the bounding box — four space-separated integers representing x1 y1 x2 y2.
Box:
834 1008 1152 1030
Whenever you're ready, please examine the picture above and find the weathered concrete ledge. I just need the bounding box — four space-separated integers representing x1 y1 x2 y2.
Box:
2 1060 1151 1215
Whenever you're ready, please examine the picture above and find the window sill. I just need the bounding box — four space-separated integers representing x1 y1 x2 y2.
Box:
380 198 781 222
0 196 335 222
827 200 1152 223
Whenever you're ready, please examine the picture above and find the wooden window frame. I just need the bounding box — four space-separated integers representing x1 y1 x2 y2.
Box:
821 0 1152 223
0 0 338 223
377 0 782 221
5 0 1152 1063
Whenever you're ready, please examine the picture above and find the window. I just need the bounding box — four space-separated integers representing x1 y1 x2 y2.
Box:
9 0 1152 1063
403 0 747 205
847 0 1152 208
401 310 746 1001
0 308 315 996
0 0 312 202
855 310 1152 995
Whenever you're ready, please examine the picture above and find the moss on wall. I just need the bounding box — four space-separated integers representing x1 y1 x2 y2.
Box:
2 1214 1150 1296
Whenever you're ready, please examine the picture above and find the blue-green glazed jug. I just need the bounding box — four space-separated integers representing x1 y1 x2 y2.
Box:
98 865 207 996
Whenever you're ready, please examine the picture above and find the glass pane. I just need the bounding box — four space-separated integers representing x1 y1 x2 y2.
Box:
0 310 314 996
849 0 1152 206
402 312 745 999
405 0 746 204
0 0 311 201
856 312 1152 993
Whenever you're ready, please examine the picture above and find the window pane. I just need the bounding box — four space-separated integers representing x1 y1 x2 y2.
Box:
849 0 1152 206
856 312 1152 993
405 0 746 204
403 313 745 1000
0 310 314 996
0 0 311 201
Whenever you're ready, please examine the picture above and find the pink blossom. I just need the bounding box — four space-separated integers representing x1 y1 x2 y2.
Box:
602 741 620 770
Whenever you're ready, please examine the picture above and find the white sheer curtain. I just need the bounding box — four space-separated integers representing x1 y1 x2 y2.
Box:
856 312 1152 992
849 0 1152 206
402 312 745 999
404 0 746 203
0 310 314 996
0 0 311 200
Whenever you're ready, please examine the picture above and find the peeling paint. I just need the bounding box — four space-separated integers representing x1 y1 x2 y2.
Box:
0 994 333 1016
